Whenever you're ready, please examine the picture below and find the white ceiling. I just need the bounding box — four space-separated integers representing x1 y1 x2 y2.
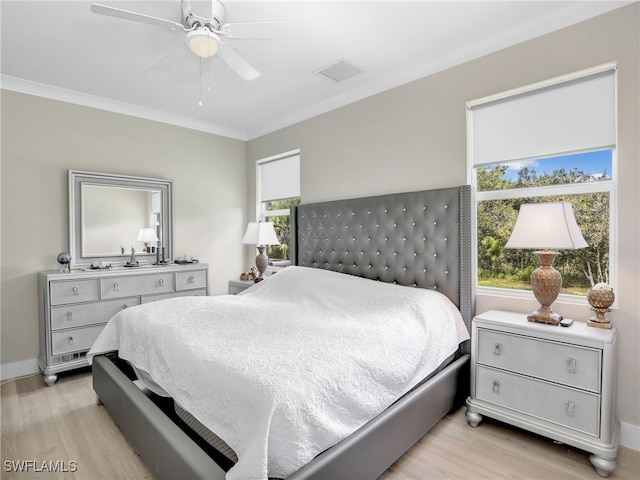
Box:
1 1 630 140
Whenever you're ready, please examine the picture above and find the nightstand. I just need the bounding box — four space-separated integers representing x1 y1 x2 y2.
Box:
228 279 255 295
466 310 618 477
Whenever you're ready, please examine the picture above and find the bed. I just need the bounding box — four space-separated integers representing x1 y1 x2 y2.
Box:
89 184 473 480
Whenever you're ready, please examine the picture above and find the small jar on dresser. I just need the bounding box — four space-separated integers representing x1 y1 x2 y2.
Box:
466 310 618 478
38 263 209 386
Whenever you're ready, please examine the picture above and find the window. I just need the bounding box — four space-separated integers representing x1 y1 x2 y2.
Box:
256 150 301 268
467 64 617 299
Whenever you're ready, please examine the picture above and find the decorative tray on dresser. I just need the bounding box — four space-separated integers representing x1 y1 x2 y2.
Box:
466 309 618 478
38 263 208 386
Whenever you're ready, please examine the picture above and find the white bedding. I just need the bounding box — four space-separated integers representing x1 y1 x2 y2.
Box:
88 266 469 480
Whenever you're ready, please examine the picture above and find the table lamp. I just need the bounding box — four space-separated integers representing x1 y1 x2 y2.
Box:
242 222 280 281
137 227 159 253
504 202 588 325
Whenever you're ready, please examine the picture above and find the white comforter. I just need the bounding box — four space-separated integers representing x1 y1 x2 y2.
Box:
88 266 469 480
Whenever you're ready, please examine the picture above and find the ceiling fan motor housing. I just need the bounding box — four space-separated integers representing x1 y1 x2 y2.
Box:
182 0 226 31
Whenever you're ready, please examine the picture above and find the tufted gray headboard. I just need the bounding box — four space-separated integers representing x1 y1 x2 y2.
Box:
290 185 472 333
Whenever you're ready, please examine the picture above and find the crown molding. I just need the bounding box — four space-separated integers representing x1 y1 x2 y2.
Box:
0 75 247 141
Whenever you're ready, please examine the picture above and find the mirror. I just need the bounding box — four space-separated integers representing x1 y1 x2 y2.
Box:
69 170 172 268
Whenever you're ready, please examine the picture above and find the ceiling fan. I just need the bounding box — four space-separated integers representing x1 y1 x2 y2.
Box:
91 0 285 81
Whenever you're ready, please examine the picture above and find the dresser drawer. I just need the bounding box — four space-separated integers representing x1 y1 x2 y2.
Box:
476 365 600 436
50 297 141 330
101 273 175 299
141 288 208 304
176 270 207 291
50 279 100 305
477 329 601 392
51 324 105 356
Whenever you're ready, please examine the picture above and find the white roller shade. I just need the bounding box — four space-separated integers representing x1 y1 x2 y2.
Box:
470 66 616 167
259 152 300 202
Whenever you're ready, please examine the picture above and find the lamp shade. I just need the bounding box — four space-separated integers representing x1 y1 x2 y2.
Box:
137 228 159 242
505 202 588 250
242 222 280 246
186 29 220 58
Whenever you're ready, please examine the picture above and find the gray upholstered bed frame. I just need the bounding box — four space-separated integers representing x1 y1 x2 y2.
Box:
92 185 473 480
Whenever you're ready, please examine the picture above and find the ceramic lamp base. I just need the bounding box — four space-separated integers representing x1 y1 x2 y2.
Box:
528 251 563 325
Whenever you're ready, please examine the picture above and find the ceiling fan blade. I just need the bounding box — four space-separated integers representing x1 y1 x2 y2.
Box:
217 45 260 81
221 21 294 39
151 43 191 72
91 3 184 30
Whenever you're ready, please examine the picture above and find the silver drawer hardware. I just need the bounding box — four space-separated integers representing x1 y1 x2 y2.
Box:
113 282 120 291
493 343 501 355
72 286 79 295
565 400 576 416
567 358 577 373
492 380 500 393
66 311 73 321
67 336 74 345
159 278 164 286
188 275 195 283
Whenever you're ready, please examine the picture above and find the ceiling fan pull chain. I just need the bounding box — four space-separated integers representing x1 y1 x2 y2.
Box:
198 57 203 107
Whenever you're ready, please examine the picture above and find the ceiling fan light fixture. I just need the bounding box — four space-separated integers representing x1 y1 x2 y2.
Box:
186 29 220 58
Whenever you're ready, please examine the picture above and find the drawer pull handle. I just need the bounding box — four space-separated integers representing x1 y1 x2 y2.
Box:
113 282 120 291
122 304 128 309
493 343 501 355
66 311 73 321
567 358 577 373
67 336 74 345
188 275 195 284
159 279 164 286
492 380 500 393
565 400 576 416
72 287 79 296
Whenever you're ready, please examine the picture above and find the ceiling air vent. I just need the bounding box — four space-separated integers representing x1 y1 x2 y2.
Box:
315 59 363 83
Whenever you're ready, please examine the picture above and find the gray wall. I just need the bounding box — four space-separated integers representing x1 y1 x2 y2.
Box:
1 93 247 369
248 5 640 434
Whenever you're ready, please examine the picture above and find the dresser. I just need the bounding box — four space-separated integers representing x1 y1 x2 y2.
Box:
466 310 618 478
38 264 208 386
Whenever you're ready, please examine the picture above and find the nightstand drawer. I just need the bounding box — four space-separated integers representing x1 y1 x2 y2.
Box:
101 273 175 299
50 297 141 330
476 365 600 436
176 270 207 291
477 329 601 392
51 324 105 356
50 279 100 305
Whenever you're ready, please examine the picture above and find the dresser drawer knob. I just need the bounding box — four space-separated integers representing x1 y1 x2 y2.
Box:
567 358 577 373
493 343 502 355
188 275 195 284
66 311 73 321
565 400 576 416
492 380 500 393
72 286 79 296
122 304 128 309
113 282 120 291
159 279 164 286
67 336 74 345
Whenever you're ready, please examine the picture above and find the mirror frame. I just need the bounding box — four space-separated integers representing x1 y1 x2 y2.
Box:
68 170 173 268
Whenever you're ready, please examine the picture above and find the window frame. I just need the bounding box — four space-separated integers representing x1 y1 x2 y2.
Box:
255 149 301 271
466 64 618 305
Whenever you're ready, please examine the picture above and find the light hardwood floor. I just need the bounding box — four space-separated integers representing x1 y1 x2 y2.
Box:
2 370 638 479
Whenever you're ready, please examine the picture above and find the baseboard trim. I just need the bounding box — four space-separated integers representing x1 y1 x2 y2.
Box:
1 358 40 382
620 421 640 452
